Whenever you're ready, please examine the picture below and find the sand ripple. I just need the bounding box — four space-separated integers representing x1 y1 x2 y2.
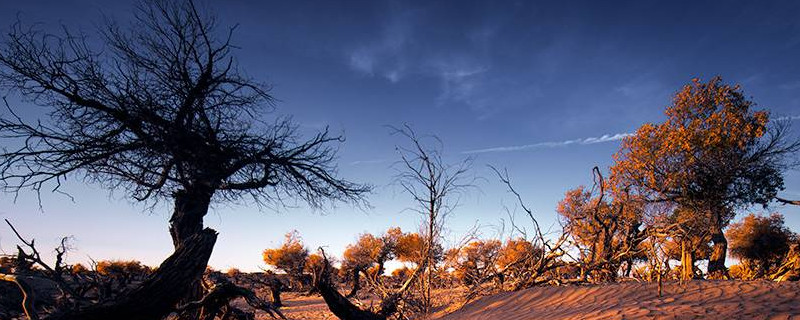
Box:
435 281 800 320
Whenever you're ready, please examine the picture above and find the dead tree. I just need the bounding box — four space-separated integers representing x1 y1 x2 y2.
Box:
0 0 367 318
176 272 287 320
256 273 285 307
392 125 473 312
1 218 217 320
489 166 569 291
314 249 422 320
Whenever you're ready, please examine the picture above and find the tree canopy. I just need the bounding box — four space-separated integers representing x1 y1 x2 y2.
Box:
610 76 799 275
728 213 795 278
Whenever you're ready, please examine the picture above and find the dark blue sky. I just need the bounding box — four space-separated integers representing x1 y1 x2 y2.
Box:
1 0 799 270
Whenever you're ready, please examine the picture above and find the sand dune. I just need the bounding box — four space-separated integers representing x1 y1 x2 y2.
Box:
435 281 800 320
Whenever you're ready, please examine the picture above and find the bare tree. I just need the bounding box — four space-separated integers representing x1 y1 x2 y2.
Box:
490 166 569 290
392 124 472 313
0 0 368 318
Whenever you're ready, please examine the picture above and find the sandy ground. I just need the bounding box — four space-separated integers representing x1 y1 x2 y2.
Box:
272 292 336 320
254 281 800 320
436 280 800 320
256 289 465 320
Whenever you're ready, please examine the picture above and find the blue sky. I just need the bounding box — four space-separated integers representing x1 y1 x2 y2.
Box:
0 0 799 271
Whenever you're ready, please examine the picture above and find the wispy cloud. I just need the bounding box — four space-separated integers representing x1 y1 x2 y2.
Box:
347 8 414 83
343 6 531 118
462 115 800 155
350 159 388 166
774 115 800 121
462 133 633 154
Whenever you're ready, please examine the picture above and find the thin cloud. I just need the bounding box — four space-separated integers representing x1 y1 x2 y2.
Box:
350 159 388 166
463 115 800 155
774 115 800 121
463 133 633 154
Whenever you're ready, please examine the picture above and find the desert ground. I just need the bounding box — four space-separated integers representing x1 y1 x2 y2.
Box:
276 293 337 320
435 281 800 320
249 281 800 320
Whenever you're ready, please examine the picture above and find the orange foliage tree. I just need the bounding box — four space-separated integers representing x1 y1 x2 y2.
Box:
495 238 540 283
611 77 799 276
556 180 644 281
341 233 382 297
262 231 309 286
727 213 795 278
451 239 502 286
340 227 402 297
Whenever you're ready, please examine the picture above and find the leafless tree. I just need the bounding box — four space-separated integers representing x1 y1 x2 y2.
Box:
0 0 368 318
490 166 570 290
392 124 473 313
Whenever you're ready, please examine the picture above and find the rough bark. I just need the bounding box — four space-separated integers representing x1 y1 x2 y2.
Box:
316 268 386 320
772 244 800 281
170 189 214 248
680 240 695 281
313 252 419 320
269 277 284 307
169 189 214 320
707 225 728 277
347 268 361 298
46 228 217 320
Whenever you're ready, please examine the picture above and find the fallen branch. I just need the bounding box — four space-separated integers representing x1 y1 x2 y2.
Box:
314 248 424 320
0 273 39 320
776 197 800 206
46 228 218 320
177 274 286 319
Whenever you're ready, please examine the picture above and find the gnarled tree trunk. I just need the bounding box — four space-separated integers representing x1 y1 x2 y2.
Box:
313 252 423 320
347 268 361 298
317 268 387 320
169 189 214 320
47 228 217 320
268 276 284 307
169 189 213 247
707 225 728 277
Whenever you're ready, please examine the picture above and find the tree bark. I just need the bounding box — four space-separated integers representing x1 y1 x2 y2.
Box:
169 189 213 247
168 188 214 320
347 268 361 298
177 274 286 320
707 225 728 277
269 276 284 307
317 267 386 320
47 228 218 320
680 240 695 281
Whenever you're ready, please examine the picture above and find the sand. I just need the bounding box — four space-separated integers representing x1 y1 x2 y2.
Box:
255 281 800 319
275 292 336 320
435 280 800 320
